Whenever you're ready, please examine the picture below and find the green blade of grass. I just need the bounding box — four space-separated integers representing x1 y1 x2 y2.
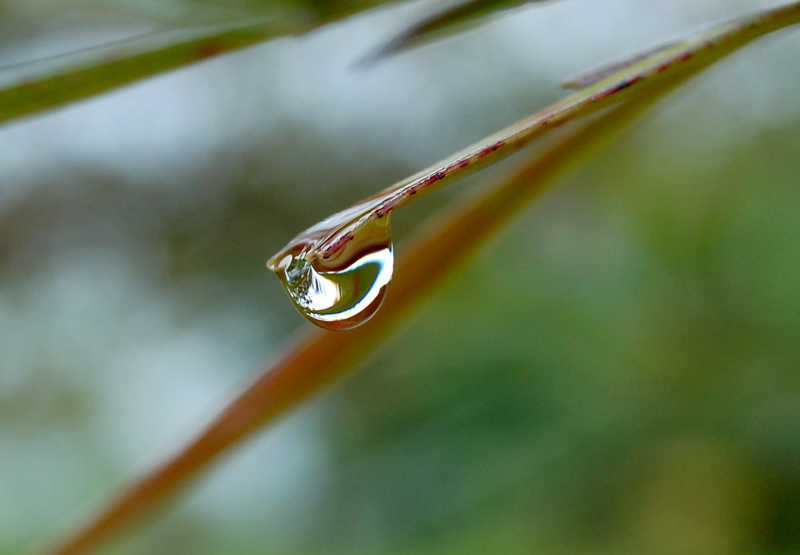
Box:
40 3 800 555
4 0 534 127
0 17 295 126
0 0 406 127
0 17 306 127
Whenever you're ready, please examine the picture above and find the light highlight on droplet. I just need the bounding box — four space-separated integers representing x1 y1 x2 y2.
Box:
268 215 394 330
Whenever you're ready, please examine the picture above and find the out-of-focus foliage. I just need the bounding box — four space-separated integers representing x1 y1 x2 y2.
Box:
0 0 375 127
1 1 799 554
362 0 550 63
0 0 542 127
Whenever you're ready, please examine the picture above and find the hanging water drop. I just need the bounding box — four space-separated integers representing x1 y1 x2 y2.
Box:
268 214 394 330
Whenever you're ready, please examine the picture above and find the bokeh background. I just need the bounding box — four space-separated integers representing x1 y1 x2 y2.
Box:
1 0 800 553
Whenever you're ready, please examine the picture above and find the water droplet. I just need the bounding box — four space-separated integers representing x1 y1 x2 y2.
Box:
268 215 394 330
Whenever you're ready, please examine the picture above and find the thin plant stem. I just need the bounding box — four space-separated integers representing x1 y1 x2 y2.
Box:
269 2 800 274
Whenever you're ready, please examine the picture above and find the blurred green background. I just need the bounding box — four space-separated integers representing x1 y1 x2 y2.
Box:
1 0 800 553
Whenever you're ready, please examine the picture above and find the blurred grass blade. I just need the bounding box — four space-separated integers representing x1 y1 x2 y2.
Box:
361 0 554 64
0 0 396 128
0 17 295 126
41 3 800 555
41 76 676 555
271 1 800 312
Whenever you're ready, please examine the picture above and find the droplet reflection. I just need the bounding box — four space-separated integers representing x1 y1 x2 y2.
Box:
268 215 394 330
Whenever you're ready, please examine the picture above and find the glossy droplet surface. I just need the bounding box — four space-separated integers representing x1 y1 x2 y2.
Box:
268 215 394 330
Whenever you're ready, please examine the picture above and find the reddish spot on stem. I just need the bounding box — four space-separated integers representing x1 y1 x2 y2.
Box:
457 159 470 169
613 75 642 93
423 171 445 186
477 146 493 158
678 52 694 62
323 231 356 258
195 41 226 61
